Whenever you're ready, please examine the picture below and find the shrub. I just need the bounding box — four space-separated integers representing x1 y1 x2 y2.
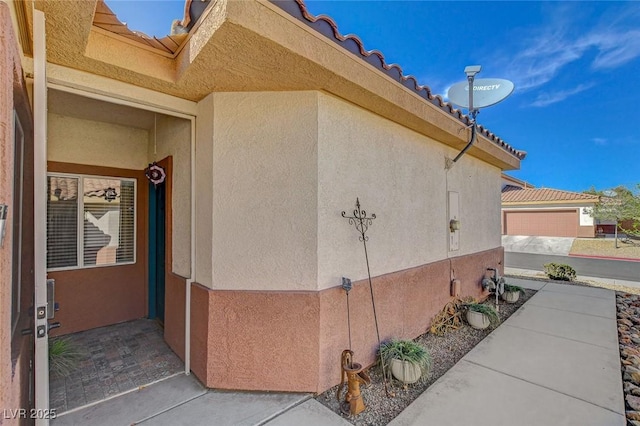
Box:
543 263 577 281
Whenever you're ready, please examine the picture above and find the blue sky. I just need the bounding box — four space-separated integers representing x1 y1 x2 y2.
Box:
107 1 640 192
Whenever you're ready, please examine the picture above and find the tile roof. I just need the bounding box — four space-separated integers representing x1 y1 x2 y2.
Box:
270 0 526 160
502 187 600 204
93 0 187 55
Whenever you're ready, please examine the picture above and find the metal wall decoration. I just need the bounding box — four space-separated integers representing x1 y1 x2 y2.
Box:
145 162 166 186
341 198 393 397
104 187 117 202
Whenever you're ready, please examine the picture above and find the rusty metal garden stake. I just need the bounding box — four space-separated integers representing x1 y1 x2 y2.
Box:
342 198 393 398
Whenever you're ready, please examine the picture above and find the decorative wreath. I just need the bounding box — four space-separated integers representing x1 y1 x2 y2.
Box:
145 162 166 186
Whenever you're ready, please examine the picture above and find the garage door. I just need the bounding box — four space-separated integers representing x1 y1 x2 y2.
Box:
504 210 578 237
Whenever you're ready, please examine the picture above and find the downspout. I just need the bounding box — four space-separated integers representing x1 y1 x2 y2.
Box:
185 117 196 375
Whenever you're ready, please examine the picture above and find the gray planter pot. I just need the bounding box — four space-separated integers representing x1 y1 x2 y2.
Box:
501 291 520 303
466 309 490 330
390 358 422 384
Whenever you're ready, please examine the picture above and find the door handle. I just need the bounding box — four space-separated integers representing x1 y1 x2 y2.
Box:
47 322 61 332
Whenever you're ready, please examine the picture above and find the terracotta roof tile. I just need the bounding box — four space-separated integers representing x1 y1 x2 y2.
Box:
270 0 526 160
502 187 600 203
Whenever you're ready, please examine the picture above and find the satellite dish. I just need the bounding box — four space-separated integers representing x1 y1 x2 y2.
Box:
447 78 514 109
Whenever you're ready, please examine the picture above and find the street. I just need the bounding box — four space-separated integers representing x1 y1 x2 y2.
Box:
505 252 640 282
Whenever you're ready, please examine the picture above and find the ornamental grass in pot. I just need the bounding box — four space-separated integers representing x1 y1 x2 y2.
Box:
465 302 500 330
379 339 432 384
502 283 526 303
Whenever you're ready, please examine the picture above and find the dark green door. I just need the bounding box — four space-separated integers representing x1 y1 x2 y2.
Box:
148 182 166 323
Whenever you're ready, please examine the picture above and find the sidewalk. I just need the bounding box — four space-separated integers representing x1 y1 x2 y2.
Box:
389 279 624 425
53 278 624 425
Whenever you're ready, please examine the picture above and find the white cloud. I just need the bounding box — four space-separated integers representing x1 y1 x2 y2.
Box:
530 83 594 107
494 4 640 94
591 137 608 146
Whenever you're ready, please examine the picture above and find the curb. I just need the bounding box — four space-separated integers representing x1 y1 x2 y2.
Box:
569 253 640 263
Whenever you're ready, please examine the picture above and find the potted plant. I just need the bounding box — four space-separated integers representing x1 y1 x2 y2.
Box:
465 302 500 330
502 283 526 303
379 339 432 384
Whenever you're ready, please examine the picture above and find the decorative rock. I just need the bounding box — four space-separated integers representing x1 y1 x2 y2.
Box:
628 411 640 421
625 382 640 394
621 318 634 327
626 366 640 375
627 395 640 411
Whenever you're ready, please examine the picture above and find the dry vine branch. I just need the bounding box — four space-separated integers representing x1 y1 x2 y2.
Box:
429 297 475 336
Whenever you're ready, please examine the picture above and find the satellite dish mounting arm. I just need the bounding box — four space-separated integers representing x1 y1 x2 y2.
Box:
452 65 481 164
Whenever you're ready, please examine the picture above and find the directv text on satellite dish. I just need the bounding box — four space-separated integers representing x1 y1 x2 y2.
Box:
447 78 515 109
464 84 502 91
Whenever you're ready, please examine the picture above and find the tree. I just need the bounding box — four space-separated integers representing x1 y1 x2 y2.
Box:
589 184 640 247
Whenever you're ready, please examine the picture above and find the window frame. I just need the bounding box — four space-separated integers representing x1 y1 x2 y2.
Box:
46 172 137 272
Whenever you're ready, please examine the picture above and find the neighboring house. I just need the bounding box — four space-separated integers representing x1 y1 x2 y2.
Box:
501 173 535 190
501 174 599 238
1 0 524 417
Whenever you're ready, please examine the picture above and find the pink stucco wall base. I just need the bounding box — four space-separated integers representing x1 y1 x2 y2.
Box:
190 247 503 393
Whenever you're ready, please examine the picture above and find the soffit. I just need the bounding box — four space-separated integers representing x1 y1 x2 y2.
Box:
31 0 522 170
48 88 156 130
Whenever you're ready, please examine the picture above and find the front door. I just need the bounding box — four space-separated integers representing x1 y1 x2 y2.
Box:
148 182 166 323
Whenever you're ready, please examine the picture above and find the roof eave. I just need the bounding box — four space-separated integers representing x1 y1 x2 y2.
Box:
31 0 522 170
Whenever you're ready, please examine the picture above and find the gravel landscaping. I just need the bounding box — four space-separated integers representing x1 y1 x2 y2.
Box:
315 289 535 425
571 238 640 260
617 293 640 426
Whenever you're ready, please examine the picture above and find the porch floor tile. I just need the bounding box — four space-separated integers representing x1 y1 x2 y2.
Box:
50 319 183 414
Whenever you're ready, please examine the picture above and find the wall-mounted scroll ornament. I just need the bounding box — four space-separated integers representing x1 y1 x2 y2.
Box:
145 162 166 186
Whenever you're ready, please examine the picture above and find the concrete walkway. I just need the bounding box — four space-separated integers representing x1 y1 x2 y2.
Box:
53 279 624 425
390 279 625 425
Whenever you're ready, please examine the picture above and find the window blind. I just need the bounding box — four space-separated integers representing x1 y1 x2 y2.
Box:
47 174 136 270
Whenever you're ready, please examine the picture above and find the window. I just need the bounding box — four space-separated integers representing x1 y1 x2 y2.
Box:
47 174 136 271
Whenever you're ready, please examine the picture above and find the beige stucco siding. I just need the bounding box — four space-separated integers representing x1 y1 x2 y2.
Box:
195 91 503 291
150 115 192 277
209 91 319 291
195 94 215 287
317 93 442 289
317 93 501 290
48 113 148 169
446 151 502 255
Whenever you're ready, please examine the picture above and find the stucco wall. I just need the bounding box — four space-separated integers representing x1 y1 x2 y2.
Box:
48 113 148 170
150 115 191 277
1 3 34 421
317 92 501 290
0 4 17 417
196 91 503 291
195 94 214 287
208 91 319 291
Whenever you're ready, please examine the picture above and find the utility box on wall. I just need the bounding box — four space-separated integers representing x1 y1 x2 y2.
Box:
448 191 460 252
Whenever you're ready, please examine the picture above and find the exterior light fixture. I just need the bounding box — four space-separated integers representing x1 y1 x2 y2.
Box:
449 219 461 232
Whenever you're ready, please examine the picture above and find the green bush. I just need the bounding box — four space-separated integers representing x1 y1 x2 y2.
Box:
543 263 577 281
